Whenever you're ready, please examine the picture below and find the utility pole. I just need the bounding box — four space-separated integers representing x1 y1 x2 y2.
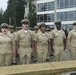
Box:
54 0 57 21
9 17 11 25
24 0 29 18
14 10 17 27
54 0 57 29
13 0 18 27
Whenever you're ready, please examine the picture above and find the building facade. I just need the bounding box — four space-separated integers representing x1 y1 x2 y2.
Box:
37 0 76 29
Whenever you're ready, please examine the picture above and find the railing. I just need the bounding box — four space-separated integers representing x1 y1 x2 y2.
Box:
0 60 76 75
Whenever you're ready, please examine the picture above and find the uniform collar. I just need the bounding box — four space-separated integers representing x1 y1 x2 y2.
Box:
22 29 29 33
40 31 47 36
55 29 62 32
1 33 8 36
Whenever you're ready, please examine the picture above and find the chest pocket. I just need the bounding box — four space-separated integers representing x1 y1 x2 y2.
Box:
0 35 12 44
54 32 64 38
54 32 59 38
20 32 32 41
72 32 76 39
6 35 12 44
38 34 48 44
27 33 32 41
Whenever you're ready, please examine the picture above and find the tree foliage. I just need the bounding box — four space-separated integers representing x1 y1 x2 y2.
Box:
0 8 4 24
3 0 25 27
27 0 37 27
0 0 37 28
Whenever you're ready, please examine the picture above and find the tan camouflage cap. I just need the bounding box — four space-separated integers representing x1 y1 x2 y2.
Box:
34 26 39 30
39 22 46 29
46 28 50 31
21 19 30 24
9 25 14 29
1 23 9 29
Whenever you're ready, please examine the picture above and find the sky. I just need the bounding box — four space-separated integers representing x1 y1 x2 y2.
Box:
0 0 8 11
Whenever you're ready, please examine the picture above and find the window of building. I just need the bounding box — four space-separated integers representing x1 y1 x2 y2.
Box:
57 0 76 9
51 2 54 10
62 24 73 30
44 3 48 11
64 0 69 8
57 11 76 21
60 0 64 9
44 14 47 22
69 11 74 20
64 12 68 21
38 3 44 12
74 0 76 7
47 14 51 22
38 1 54 12
40 14 44 22
48 2 52 11
70 0 74 8
37 13 54 23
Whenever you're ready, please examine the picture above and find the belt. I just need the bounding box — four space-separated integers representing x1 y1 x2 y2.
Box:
54 44 63 47
20 45 30 48
37 44 48 46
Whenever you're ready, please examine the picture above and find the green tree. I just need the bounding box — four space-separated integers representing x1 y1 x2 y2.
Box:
3 0 26 27
0 8 4 24
15 0 25 27
27 0 37 27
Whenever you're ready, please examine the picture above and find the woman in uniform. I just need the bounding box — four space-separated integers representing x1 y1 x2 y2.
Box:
34 22 50 63
0 23 15 66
